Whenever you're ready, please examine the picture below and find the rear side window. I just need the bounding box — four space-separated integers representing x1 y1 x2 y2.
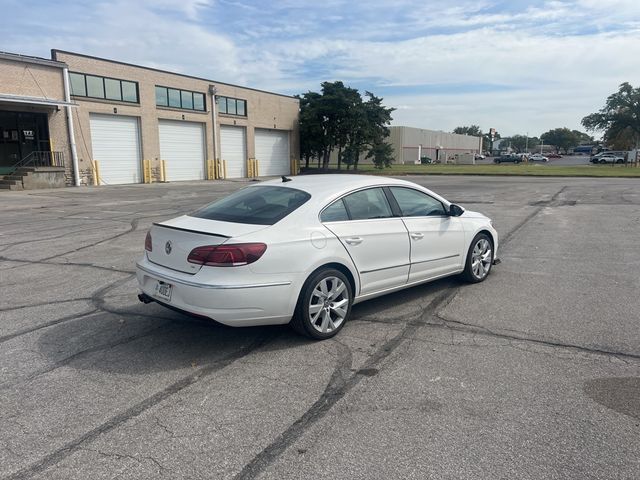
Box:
320 199 349 222
190 186 310 225
390 187 446 216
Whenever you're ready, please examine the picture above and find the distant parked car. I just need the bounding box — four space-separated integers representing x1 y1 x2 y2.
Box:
547 153 562 158
597 154 625 164
494 154 521 164
474 153 485 160
529 153 549 162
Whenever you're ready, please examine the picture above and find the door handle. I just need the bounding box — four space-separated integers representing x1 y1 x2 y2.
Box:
344 236 363 245
410 232 424 240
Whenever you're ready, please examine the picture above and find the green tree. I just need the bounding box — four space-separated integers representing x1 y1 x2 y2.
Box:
497 135 539 153
582 82 640 150
366 138 394 169
540 127 590 154
453 125 483 137
298 83 394 171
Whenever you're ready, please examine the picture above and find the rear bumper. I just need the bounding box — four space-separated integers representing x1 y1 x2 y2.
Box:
136 258 296 327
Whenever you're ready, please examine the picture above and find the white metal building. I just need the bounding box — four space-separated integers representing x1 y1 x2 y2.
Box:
388 126 483 164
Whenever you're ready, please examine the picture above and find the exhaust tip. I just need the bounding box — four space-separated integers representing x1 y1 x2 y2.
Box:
138 293 153 304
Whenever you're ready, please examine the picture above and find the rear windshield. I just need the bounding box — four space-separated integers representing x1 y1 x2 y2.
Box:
190 186 311 225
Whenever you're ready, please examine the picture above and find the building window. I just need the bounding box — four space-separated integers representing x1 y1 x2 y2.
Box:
155 86 206 111
69 72 139 103
69 72 86 97
217 96 247 116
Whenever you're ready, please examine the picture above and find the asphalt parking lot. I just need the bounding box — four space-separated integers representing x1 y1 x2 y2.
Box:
1 175 639 480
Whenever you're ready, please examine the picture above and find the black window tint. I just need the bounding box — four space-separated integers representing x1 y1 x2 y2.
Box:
321 199 349 222
86 75 105 98
69 73 86 96
168 88 181 108
343 188 393 220
190 186 311 225
155 86 168 106
104 78 122 101
390 187 446 216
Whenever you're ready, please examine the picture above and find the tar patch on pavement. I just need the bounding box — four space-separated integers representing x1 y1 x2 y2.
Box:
583 377 640 420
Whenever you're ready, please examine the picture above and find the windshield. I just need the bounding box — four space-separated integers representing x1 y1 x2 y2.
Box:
190 186 311 225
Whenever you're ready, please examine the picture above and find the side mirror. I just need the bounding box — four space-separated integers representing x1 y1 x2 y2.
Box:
449 204 464 217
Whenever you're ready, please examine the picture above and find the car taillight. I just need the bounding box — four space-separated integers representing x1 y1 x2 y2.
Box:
145 231 152 252
187 243 267 267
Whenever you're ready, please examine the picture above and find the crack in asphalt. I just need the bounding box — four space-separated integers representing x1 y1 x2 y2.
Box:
233 288 457 480
0 309 100 345
233 186 570 479
3 333 274 480
428 313 640 362
0 218 140 271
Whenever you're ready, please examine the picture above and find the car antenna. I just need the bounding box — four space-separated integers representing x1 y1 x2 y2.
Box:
281 175 292 182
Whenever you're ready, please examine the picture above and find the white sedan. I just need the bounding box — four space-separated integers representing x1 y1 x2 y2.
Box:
136 175 499 339
528 153 549 162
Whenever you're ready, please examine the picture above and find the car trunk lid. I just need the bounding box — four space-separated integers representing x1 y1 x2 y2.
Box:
147 215 268 274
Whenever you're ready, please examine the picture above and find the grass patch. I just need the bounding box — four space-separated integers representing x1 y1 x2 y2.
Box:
303 163 640 177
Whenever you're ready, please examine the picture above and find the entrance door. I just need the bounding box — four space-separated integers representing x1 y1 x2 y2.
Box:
0 111 49 169
89 114 142 185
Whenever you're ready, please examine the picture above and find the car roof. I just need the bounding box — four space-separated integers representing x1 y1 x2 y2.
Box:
254 174 420 198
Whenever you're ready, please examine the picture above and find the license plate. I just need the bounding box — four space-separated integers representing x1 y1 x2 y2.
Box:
154 281 172 301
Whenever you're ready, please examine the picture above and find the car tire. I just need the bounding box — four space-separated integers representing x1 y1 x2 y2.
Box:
515 160 520 164
495 159 501 164
461 233 494 283
290 268 353 340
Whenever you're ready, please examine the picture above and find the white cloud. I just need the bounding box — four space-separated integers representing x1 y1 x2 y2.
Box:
2 0 640 136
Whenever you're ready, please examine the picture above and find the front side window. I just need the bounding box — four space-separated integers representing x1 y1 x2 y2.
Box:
190 186 311 225
389 187 446 217
342 188 393 220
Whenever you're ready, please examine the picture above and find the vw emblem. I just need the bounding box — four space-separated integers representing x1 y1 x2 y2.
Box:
165 240 173 255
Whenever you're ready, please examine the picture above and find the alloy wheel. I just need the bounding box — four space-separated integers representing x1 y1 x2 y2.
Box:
471 238 492 280
308 276 349 334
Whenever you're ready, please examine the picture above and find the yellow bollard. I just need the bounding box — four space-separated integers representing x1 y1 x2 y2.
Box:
92 160 100 186
254 159 259 177
161 160 167 182
223 160 227 179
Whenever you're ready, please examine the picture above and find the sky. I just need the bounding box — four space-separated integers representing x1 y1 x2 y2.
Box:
2 0 639 137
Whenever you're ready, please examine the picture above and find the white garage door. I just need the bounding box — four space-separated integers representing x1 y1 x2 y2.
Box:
220 125 246 178
255 129 290 176
158 120 205 181
90 114 141 185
